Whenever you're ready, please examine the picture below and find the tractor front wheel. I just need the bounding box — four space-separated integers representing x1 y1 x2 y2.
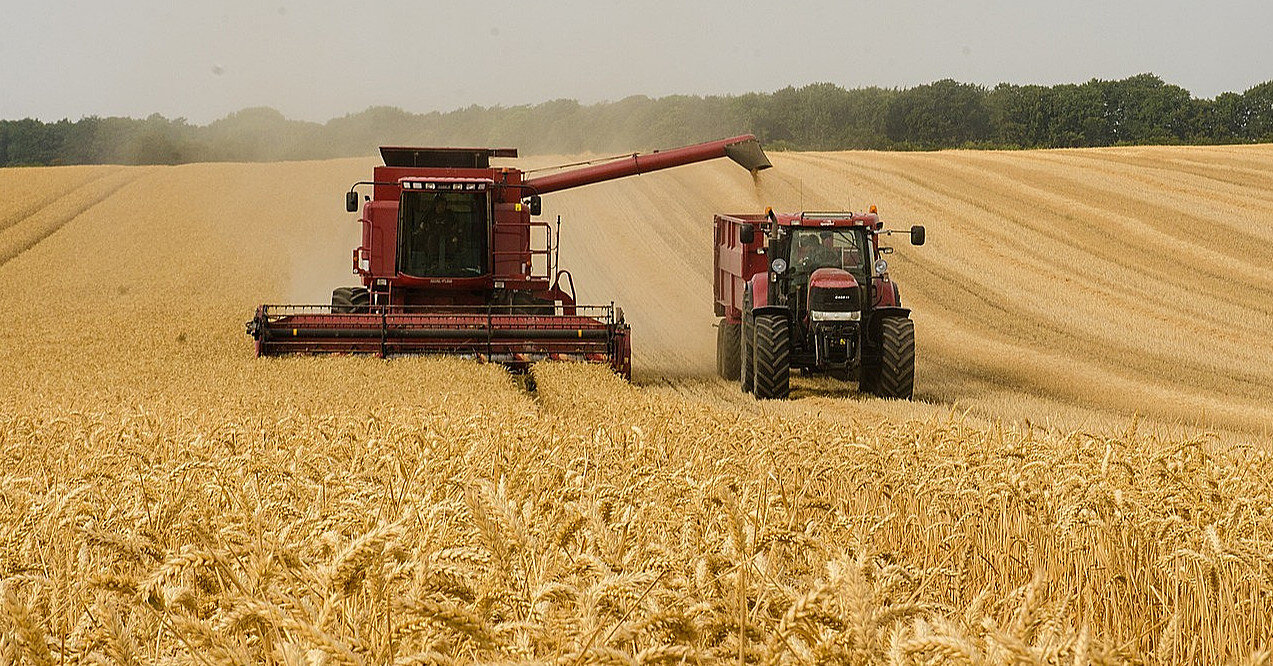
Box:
740 314 754 393
858 364 880 395
874 317 915 399
753 314 790 400
717 320 741 380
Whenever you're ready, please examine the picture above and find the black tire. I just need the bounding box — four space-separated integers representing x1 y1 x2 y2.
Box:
513 290 555 315
717 320 741 380
875 317 915 399
753 314 791 400
859 364 880 395
332 286 370 314
740 313 754 393
350 288 370 311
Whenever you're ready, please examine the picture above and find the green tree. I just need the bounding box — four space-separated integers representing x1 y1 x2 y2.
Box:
883 79 992 149
1242 81 1273 141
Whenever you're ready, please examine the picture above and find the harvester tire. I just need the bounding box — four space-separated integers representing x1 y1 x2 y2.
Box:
332 287 370 314
717 320 741 380
875 317 915 399
752 314 790 400
740 314 754 393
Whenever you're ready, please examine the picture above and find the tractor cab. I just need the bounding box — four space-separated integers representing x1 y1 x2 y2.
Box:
762 213 876 313
776 226 872 332
778 227 869 280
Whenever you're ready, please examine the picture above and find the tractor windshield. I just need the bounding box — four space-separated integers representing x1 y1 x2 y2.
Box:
790 228 868 278
398 190 489 278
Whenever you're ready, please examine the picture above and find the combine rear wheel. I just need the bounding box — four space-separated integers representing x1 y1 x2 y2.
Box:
332 286 370 314
874 317 915 399
717 320 741 380
740 314 754 393
752 314 790 400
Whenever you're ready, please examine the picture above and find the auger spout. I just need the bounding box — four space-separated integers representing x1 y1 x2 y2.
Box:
523 134 771 195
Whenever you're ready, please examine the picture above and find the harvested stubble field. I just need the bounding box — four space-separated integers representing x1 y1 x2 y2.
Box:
1 146 1272 664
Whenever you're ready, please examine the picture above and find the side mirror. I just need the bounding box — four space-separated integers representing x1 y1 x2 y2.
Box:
910 225 926 246
345 191 359 213
739 223 755 244
526 194 542 216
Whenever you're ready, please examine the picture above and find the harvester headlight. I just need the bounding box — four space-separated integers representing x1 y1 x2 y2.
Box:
771 258 788 274
874 258 889 275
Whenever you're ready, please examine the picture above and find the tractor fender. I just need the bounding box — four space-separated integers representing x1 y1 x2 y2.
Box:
747 273 771 308
872 278 902 307
744 276 787 318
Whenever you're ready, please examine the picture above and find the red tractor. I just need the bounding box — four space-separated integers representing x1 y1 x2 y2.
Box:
713 209 925 399
247 135 771 378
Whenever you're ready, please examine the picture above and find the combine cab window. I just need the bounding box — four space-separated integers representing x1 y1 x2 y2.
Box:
791 229 868 278
399 190 489 278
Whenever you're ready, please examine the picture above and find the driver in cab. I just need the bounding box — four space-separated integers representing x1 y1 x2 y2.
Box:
414 194 463 271
796 232 841 273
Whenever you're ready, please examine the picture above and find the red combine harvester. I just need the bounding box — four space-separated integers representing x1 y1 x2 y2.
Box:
246 135 771 378
714 209 925 399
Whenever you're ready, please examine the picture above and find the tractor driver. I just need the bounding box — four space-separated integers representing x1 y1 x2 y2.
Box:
795 232 841 273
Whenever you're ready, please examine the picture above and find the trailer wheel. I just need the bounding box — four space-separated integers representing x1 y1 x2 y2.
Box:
874 317 915 399
717 320 741 380
753 314 790 400
332 287 370 314
740 314 754 393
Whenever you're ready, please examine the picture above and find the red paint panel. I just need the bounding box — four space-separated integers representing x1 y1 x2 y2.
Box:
749 273 770 308
872 278 901 307
809 267 859 290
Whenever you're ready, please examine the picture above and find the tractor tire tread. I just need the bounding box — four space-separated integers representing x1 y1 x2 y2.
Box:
876 317 915 399
753 314 790 400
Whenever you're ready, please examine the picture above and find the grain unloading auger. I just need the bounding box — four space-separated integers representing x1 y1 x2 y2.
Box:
246 135 771 378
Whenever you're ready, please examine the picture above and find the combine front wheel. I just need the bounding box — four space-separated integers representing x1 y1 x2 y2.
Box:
717 320 741 380
331 286 370 313
753 314 790 400
875 317 915 399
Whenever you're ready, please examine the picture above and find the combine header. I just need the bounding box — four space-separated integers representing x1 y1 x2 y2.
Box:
246 135 771 378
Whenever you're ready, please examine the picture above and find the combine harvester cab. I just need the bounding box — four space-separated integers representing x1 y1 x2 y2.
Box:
247 135 771 379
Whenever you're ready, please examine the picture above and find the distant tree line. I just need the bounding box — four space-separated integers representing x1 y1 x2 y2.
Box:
2 74 1271 167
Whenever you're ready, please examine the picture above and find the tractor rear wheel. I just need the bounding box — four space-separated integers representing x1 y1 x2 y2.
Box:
332 286 370 314
874 317 915 399
740 314 754 393
753 314 790 400
717 320 741 380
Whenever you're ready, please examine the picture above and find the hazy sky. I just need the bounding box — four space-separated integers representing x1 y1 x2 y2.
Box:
3 1 1270 124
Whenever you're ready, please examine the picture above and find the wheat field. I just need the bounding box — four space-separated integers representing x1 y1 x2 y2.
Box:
1 146 1272 664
